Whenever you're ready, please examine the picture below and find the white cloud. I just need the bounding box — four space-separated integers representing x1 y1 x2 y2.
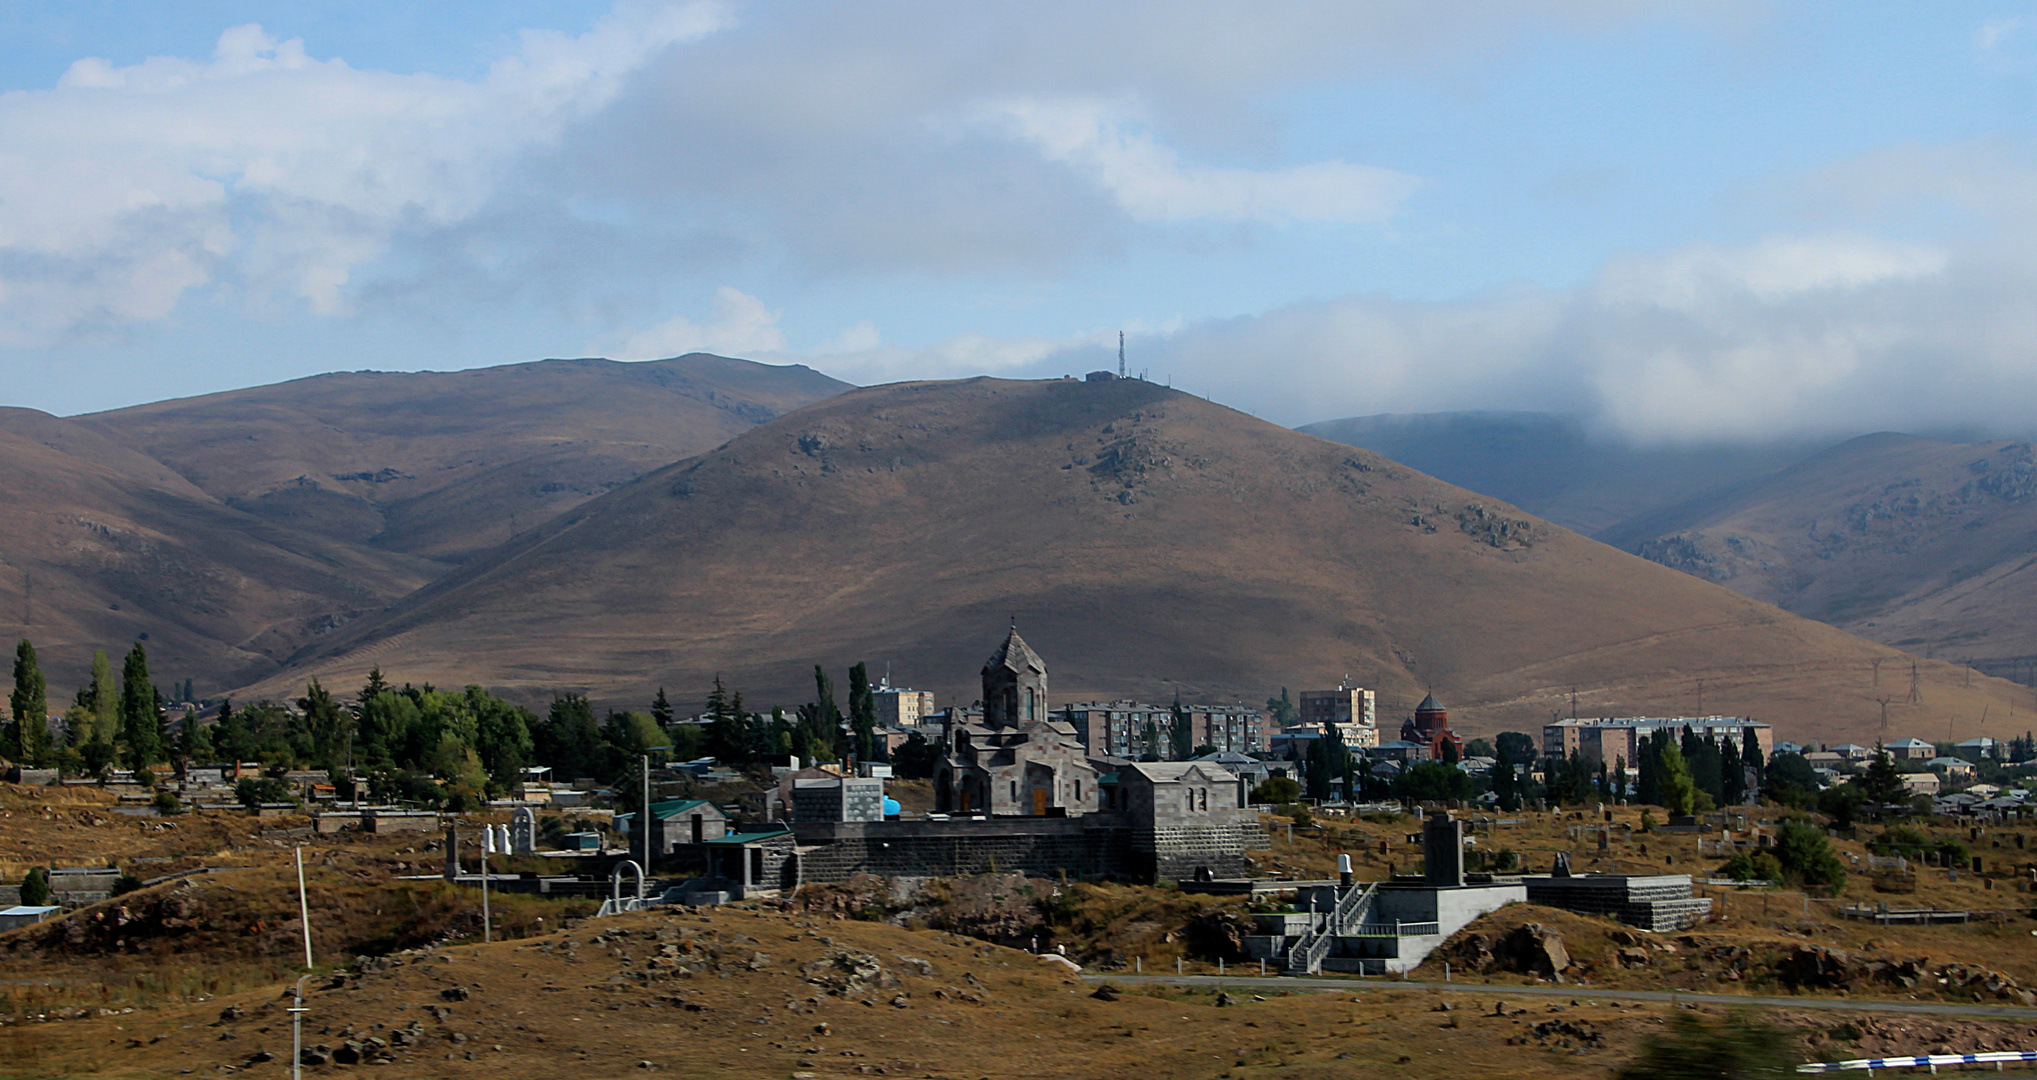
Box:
615 286 785 358
0 3 729 344
989 98 1420 224
818 320 881 354
801 227 2008 444
0 0 1704 350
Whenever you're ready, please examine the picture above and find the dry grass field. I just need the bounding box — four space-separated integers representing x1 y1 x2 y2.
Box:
11 782 2037 1078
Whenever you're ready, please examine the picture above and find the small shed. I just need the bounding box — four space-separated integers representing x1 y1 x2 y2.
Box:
637 798 730 851
702 826 798 899
0 905 60 931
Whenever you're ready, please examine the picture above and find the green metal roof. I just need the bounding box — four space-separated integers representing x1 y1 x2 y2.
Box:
647 798 718 819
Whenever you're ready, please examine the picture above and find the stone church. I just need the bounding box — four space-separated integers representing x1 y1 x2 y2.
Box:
934 626 1100 816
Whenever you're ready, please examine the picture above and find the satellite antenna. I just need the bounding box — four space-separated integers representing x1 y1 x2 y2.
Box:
1118 331 1126 379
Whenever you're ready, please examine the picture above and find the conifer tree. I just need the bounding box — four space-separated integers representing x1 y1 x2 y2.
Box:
848 662 879 762
88 650 117 746
1861 744 1908 809
704 675 749 765
651 687 674 727
1740 729 1765 794
178 709 214 765
1636 730 1662 806
119 643 160 765
1169 695 1193 761
8 639 48 765
1720 734 1745 805
297 679 350 770
1492 740 1518 811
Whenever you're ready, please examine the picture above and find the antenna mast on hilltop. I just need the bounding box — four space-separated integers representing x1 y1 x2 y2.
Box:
1118 331 1126 379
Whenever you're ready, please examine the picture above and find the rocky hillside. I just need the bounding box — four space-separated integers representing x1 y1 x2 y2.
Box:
245 376 2028 740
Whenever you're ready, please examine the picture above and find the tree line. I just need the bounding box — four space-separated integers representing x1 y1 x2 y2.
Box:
2 639 912 809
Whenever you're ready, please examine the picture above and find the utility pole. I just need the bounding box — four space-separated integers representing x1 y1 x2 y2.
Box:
642 754 652 875
291 846 314 1080
1118 331 1126 379
1909 661 1921 704
479 826 491 945
1696 679 1705 717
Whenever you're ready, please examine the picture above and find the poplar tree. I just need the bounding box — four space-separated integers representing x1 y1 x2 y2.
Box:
119 643 161 766
8 640 49 765
1720 734 1746 805
1492 740 1518 812
88 650 118 745
1658 739 1698 817
1169 695 1193 761
848 662 879 762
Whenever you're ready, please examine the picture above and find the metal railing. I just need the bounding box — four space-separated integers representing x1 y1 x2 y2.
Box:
1282 880 1376 974
1345 920 1441 938
1799 1049 2037 1073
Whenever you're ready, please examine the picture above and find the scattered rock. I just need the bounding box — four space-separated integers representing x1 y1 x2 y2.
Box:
440 986 471 1001
1495 924 1571 980
1090 985 1121 1002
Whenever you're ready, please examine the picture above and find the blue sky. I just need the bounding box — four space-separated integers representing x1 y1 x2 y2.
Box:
3 2 2036 439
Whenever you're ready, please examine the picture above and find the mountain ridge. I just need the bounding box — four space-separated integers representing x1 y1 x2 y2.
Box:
235 376 2029 742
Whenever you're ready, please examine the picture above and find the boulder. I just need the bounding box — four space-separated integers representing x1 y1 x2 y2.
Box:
1497 923 1571 979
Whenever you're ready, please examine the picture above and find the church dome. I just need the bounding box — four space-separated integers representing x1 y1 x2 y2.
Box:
1415 692 1445 715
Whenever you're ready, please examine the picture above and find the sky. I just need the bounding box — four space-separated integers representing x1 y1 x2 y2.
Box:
3 1 2037 441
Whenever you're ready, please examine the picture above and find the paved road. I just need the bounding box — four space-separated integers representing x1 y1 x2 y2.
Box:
1082 973 2037 1022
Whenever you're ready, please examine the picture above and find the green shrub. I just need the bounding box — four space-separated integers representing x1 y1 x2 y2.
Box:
1252 777 1302 804
151 790 183 815
234 776 294 808
112 872 145 897
19 867 50 906
1282 803 1313 826
1775 816 1847 895
1717 850 1783 882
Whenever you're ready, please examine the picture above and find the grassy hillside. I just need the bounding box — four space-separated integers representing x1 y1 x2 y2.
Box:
1604 433 2037 688
73 354 849 562
246 376 2028 742
0 408 439 695
1297 411 1824 537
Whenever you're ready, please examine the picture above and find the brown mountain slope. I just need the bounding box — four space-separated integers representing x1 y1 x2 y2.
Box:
1296 411 1826 536
71 354 849 562
1604 433 2037 684
0 409 439 696
247 378 2030 743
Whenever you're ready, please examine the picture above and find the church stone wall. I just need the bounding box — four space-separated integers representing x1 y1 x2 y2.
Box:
790 811 1269 884
793 817 1131 881
1136 814 1271 881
